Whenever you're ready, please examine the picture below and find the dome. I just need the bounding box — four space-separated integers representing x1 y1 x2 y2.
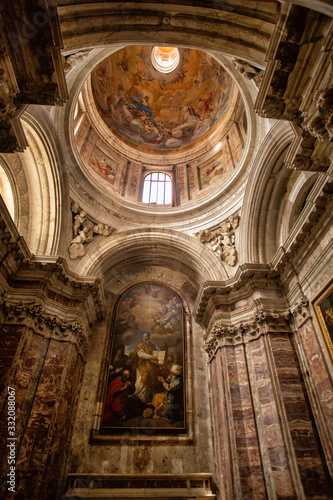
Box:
91 46 237 154
74 46 248 209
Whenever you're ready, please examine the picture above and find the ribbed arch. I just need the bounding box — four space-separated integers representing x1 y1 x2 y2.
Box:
239 121 295 264
14 108 67 255
58 2 275 68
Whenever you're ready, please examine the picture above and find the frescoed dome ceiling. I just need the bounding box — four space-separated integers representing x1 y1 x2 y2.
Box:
91 46 236 154
74 46 248 210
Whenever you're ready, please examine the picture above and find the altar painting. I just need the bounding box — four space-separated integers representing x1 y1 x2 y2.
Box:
101 283 185 434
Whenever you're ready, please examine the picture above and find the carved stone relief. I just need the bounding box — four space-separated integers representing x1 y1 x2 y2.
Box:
195 215 239 266
232 58 263 88
63 50 94 75
302 87 333 142
254 5 333 172
69 201 115 259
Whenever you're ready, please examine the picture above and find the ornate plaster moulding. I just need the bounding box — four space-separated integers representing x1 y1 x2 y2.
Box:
11 260 104 324
63 45 261 229
291 293 312 329
195 214 240 267
255 2 333 173
204 309 291 360
204 293 290 338
69 201 116 261
0 195 31 289
0 298 91 360
194 263 282 327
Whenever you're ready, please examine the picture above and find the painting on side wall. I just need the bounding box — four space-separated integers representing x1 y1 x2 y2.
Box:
198 151 227 189
100 282 186 435
88 145 117 185
314 280 333 361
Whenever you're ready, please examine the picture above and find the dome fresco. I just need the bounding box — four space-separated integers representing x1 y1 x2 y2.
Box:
91 46 235 154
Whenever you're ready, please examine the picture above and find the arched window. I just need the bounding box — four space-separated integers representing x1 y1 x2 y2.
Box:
142 172 172 204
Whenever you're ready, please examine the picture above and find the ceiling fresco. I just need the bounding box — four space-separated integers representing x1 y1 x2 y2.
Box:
91 46 235 154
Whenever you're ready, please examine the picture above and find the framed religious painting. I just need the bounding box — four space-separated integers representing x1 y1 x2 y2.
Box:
313 279 333 363
99 282 186 436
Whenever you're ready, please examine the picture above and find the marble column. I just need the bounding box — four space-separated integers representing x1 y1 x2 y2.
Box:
207 315 332 499
292 297 333 477
0 257 103 500
0 297 94 500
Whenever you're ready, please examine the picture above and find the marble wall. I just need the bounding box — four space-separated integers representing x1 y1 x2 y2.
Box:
209 331 332 499
0 324 85 499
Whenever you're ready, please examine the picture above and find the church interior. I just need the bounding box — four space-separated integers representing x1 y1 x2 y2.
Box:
0 1 333 498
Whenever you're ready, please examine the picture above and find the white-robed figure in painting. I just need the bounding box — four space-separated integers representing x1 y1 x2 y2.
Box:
131 332 159 403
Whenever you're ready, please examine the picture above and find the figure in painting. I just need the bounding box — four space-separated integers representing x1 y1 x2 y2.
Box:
90 154 115 182
321 292 333 339
131 332 159 403
92 46 233 152
159 354 175 379
201 161 224 187
102 369 132 423
153 365 183 423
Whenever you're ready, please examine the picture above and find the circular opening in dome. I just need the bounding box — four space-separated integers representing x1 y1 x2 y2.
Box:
151 46 180 74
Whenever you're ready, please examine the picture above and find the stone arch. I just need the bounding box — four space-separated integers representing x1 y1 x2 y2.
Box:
58 2 275 68
278 171 318 246
75 228 228 284
239 120 295 264
0 154 21 225
0 106 66 255
14 109 66 255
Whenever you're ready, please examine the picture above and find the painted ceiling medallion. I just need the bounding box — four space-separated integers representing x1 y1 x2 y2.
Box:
91 46 235 153
151 46 180 74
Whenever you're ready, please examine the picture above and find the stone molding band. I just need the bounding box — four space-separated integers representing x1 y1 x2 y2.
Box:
204 311 291 359
0 298 90 358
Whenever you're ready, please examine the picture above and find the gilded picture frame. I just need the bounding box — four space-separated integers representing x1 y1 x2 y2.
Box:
313 279 333 361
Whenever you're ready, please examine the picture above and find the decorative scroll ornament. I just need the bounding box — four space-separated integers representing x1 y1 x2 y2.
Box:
69 201 115 260
195 215 240 266
291 293 311 328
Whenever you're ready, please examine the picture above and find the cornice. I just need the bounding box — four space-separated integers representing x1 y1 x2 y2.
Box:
0 197 105 321
0 298 90 359
205 310 291 360
194 263 281 327
17 256 105 322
